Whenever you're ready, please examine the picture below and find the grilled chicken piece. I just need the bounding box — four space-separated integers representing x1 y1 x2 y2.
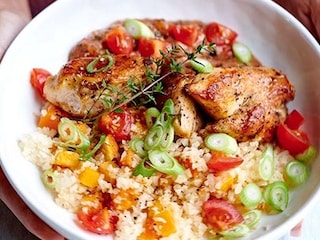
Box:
44 55 147 118
158 73 202 138
185 67 295 142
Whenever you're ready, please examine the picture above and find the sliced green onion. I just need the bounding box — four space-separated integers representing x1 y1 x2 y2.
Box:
263 181 289 212
232 42 252 64
129 137 147 157
133 159 156 177
242 210 262 229
80 135 106 161
41 169 57 189
155 99 175 127
145 107 160 128
284 160 310 188
58 118 79 143
124 19 155 39
159 125 174 151
58 118 90 150
295 145 317 162
144 125 164 150
148 149 185 175
190 58 214 73
205 133 238 154
161 98 175 115
259 144 274 180
219 224 250 238
86 54 114 73
239 183 262 208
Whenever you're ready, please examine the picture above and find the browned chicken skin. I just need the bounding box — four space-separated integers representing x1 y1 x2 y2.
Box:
43 55 147 118
185 67 295 142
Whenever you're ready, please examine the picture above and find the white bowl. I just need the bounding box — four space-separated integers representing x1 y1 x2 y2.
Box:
0 0 319 239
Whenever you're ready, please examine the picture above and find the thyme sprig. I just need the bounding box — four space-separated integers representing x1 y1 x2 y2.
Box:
87 40 215 119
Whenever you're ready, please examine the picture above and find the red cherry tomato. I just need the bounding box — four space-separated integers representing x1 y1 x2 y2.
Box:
77 207 116 234
204 22 238 46
277 123 310 156
202 198 244 231
98 108 133 142
285 109 304 130
103 28 134 55
30 68 52 97
207 151 243 173
138 38 167 58
169 24 198 46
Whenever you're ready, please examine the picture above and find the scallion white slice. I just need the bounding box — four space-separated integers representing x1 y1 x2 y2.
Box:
263 181 289 212
129 137 147 157
242 210 262 229
41 169 57 189
144 125 164 150
148 149 185 175
259 144 274 180
232 42 252 64
219 224 250 238
124 19 155 39
190 58 214 73
284 160 310 187
239 183 262 208
205 133 238 154
133 158 156 177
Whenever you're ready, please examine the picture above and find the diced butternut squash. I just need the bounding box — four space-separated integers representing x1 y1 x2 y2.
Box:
112 188 137 211
78 167 100 188
155 209 176 237
80 192 103 210
219 173 235 192
54 150 80 170
120 148 135 167
76 122 90 135
100 134 119 162
38 105 62 130
149 201 176 237
99 161 117 185
138 217 158 240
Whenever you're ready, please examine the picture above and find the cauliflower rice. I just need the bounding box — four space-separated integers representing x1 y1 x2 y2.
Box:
19 126 293 239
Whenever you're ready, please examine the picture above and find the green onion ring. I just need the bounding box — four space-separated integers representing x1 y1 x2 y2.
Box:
259 144 275 180
41 169 57 189
242 210 262 229
205 133 238 154
159 125 174 151
145 107 160 128
284 160 310 188
148 149 185 175
219 224 250 238
86 54 114 73
144 125 164 150
133 158 156 177
129 137 147 157
263 181 289 212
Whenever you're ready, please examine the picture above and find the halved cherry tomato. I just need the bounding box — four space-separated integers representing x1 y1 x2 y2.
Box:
204 22 238 46
138 38 167 58
285 110 304 130
277 123 310 156
98 108 133 142
207 151 243 173
30 68 52 97
103 28 134 55
77 207 116 234
169 24 198 46
202 198 244 231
